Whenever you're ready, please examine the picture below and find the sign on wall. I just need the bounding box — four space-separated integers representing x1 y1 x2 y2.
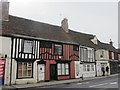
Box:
0 59 5 85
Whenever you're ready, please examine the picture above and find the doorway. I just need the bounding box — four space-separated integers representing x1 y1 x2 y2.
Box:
50 64 57 80
38 64 45 81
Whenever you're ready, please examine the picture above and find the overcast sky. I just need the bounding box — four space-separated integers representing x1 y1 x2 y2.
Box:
9 0 119 48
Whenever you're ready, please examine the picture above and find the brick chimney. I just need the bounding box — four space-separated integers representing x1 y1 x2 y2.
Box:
0 0 9 21
61 18 69 33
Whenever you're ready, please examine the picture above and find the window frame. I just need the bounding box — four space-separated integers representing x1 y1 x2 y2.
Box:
21 39 34 54
80 47 88 62
73 45 79 51
57 63 69 76
17 61 33 79
100 50 105 59
54 43 63 56
111 52 114 60
91 64 94 71
88 49 94 62
87 64 90 71
40 41 52 48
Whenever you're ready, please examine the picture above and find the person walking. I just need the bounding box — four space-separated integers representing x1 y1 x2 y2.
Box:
101 66 105 76
106 66 109 76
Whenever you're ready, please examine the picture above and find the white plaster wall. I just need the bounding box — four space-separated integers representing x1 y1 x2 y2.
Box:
96 49 109 60
75 61 80 78
0 36 11 85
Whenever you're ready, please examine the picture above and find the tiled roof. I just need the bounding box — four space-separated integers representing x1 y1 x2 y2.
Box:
1 15 117 52
1 15 76 44
68 30 97 48
97 41 117 52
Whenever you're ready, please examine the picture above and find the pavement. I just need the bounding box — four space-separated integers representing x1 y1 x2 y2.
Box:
1 74 119 90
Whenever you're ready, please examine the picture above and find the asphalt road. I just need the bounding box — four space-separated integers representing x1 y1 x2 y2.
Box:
41 75 119 88
20 75 119 90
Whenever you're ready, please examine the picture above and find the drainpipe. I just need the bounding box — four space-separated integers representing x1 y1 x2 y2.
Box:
94 50 97 77
95 60 97 77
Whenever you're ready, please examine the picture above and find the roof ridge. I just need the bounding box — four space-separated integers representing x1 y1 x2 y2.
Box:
9 15 61 28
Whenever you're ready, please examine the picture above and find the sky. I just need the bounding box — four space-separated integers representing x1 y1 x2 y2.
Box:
8 0 119 48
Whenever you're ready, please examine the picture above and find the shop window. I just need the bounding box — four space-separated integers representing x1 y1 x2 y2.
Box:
57 63 69 75
40 41 52 48
54 44 62 55
17 62 33 78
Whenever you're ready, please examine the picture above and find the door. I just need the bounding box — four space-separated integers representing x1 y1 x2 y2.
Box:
38 64 45 81
50 64 57 80
75 61 80 78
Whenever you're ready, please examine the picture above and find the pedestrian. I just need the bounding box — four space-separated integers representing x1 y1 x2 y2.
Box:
101 66 105 76
106 66 109 76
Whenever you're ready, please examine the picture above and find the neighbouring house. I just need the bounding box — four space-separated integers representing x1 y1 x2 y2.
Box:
108 41 120 74
91 36 119 76
69 31 96 78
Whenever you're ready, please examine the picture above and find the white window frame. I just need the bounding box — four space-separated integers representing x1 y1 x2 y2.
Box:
80 47 87 61
87 64 90 71
83 64 86 72
91 64 94 71
57 63 69 75
88 49 93 62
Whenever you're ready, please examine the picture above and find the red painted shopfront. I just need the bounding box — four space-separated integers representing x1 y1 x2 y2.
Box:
39 41 79 81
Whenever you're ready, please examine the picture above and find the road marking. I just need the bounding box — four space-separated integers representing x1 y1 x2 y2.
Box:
77 82 89 85
89 83 108 88
77 83 82 85
84 82 90 84
110 82 118 85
